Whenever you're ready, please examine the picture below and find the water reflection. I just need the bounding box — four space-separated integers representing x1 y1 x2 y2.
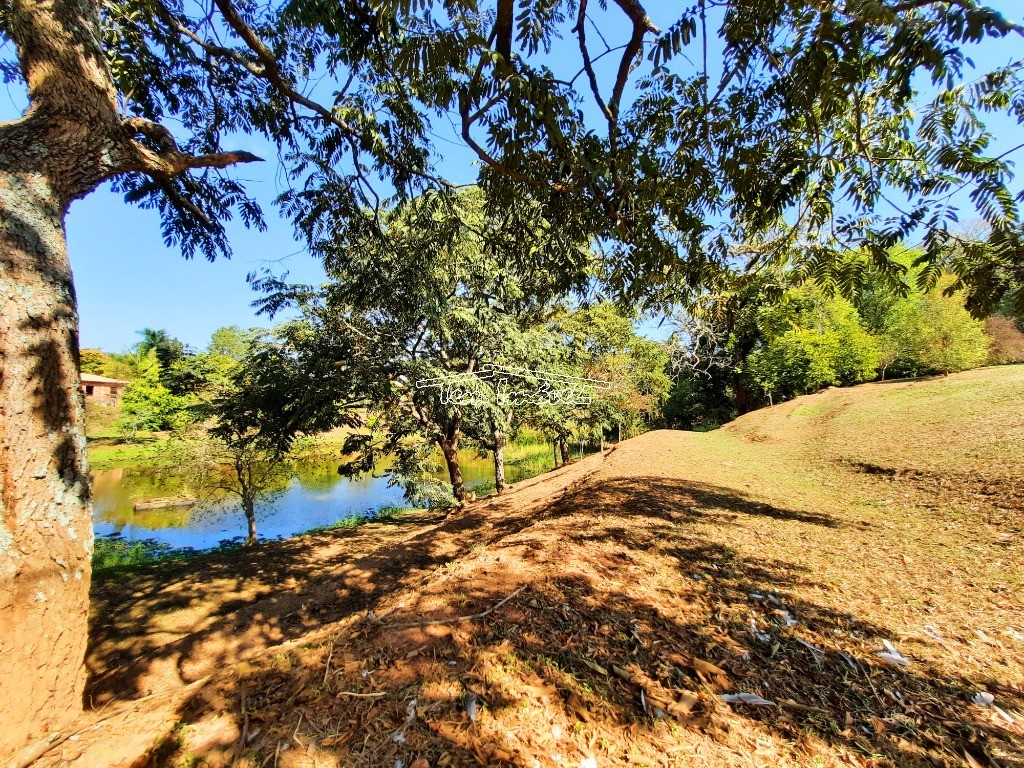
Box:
91 449 553 549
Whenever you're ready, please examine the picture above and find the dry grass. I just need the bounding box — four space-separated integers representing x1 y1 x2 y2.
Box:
986 318 1024 365
45 366 1024 768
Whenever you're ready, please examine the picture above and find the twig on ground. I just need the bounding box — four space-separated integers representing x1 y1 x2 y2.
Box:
232 688 249 767
322 642 334 687
390 585 528 629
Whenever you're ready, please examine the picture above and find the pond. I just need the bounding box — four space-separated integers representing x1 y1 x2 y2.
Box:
91 447 555 550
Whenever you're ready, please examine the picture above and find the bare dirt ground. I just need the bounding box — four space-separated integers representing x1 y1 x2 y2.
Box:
34 367 1024 768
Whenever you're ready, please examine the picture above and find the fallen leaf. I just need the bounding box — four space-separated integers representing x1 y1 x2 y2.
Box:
567 693 594 723
972 691 994 707
779 698 825 713
796 639 825 665
582 659 608 676
464 692 478 722
693 658 727 678
674 690 700 715
992 705 1015 724
877 640 910 666
612 665 633 682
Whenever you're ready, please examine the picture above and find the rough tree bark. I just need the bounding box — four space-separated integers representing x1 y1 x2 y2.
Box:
437 420 465 503
0 165 93 758
492 427 506 494
558 438 569 465
0 0 258 756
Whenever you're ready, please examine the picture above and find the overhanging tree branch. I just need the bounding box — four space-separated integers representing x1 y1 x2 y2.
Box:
121 117 262 178
608 0 660 119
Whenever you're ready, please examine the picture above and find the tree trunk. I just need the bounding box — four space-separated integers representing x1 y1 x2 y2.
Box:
438 423 465 503
0 172 92 754
735 380 754 414
553 439 560 467
0 0 261 757
492 429 506 494
243 498 258 546
558 439 569 465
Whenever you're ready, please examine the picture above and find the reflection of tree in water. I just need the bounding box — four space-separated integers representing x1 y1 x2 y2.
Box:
290 456 345 492
90 443 558 544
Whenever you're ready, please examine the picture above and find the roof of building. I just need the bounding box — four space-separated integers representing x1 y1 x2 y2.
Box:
80 373 130 386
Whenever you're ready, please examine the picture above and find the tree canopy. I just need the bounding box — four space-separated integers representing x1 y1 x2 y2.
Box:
4 0 1021 300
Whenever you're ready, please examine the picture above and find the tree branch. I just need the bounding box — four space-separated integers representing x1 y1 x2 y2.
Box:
203 0 440 187
120 117 262 178
575 0 612 122
608 0 659 119
494 0 514 61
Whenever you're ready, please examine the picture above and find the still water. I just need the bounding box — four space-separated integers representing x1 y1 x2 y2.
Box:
92 450 551 550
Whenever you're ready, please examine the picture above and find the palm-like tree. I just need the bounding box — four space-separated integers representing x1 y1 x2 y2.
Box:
135 327 171 356
135 328 185 369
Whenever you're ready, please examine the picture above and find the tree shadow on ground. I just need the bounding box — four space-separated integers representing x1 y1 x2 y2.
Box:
86 464 826 702
87 467 1022 768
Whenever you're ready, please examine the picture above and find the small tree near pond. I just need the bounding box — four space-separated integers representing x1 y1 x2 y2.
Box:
196 429 293 546
199 332 360 544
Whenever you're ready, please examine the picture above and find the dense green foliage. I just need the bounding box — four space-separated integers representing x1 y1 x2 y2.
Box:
80 348 147 381
107 326 254 437
116 352 191 434
746 292 881 402
666 258 999 427
5 0 1021 312
208 326 262 362
879 289 990 376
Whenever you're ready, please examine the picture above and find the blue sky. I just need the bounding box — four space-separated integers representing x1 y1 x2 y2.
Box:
2 0 1021 351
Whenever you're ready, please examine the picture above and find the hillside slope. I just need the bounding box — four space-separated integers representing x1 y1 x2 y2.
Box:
46 367 1024 768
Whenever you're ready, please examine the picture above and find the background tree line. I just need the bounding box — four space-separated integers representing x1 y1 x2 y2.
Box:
664 249 1024 430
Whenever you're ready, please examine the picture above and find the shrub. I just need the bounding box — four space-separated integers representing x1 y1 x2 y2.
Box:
878 287 990 376
116 370 193 434
92 538 190 571
985 316 1024 364
301 506 413 535
746 297 880 402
